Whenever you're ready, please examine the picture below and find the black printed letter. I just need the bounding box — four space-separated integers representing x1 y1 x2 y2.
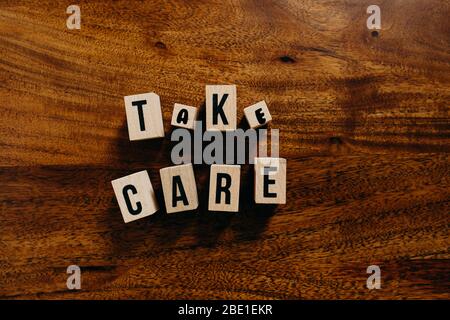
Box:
212 94 229 125
255 108 266 124
172 175 189 207
122 184 142 214
176 109 189 124
132 100 147 131
215 173 231 204
263 167 277 198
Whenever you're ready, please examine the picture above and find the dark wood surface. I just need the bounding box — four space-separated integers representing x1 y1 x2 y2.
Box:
0 0 449 299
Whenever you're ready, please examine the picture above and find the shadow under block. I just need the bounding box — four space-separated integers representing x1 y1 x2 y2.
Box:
124 92 165 141
160 163 199 214
111 170 159 223
171 103 198 130
208 164 241 212
206 85 237 131
244 100 272 129
254 157 287 204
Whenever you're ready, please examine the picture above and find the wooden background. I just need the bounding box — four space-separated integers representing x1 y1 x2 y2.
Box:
0 0 449 299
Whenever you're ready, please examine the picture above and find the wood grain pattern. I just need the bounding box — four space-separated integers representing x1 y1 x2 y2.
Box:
0 0 449 299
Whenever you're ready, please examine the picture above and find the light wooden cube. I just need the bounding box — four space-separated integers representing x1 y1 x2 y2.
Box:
159 163 199 213
171 103 198 130
244 100 272 128
206 85 237 131
208 164 240 212
254 157 286 204
124 92 165 141
111 170 159 223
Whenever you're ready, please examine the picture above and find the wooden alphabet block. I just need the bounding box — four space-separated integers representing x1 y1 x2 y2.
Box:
254 157 286 204
208 164 240 212
160 163 199 213
111 170 159 223
244 100 272 128
124 92 165 141
171 103 198 130
206 85 237 131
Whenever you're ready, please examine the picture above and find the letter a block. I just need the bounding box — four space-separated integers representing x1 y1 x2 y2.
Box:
124 92 165 141
208 164 240 212
171 103 198 130
160 163 199 213
254 157 286 204
244 100 272 128
111 170 159 223
206 85 237 131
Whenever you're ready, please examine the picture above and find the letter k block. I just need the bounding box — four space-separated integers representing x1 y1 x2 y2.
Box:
206 85 237 131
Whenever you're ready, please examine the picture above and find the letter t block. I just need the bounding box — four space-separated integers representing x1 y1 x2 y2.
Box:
124 92 165 141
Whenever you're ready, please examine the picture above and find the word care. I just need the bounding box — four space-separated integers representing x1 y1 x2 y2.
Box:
112 160 286 223
112 85 287 223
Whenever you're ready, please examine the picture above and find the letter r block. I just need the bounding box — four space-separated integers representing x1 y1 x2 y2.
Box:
111 170 159 223
206 85 237 131
254 157 287 204
244 100 272 129
160 163 199 214
124 92 165 141
208 164 241 212
171 103 198 130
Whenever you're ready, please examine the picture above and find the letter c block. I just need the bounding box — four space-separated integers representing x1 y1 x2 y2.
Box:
111 170 159 223
124 92 165 141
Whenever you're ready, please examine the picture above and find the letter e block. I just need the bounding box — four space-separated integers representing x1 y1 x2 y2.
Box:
244 100 272 128
171 103 198 130
254 157 286 204
208 164 240 212
160 163 199 213
111 170 159 223
206 85 237 131
124 92 165 141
